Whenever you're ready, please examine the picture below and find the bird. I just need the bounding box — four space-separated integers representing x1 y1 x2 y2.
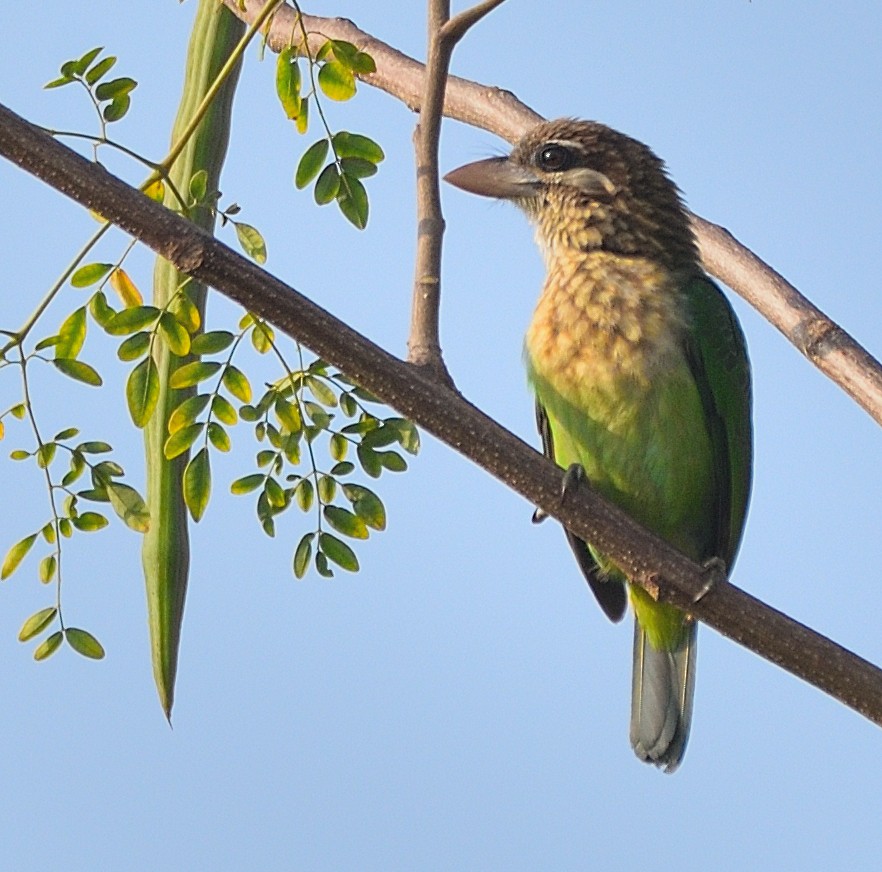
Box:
444 119 752 772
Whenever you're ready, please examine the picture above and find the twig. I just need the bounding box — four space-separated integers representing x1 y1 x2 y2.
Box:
3 102 882 728
408 0 505 379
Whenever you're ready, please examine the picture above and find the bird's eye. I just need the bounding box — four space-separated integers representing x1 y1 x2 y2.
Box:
536 143 574 172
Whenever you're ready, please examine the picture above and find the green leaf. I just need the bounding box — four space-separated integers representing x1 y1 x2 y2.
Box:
211 395 238 426
222 365 252 403
318 61 356 101
54 427 79 441
388 418 421 454
319 532 359 572
106 482 150 533
293 533 313 579
357 443 382 478
18 606 57 642
207 422 230 452
317 474 337 504
71 262 113 288
314 164 341 205
351 51 376 75
183 447 211 522
296 95 309 134
330 433 348 461
106 305 160 335
143 178 165 204
103 94 131 123
126 357 159 427
117 331 151 361
169 360 222 389
164 422 204 460
66 628 105 659
39 553 57 583
2 533 36 579
251 321 274 354
95 76 137 100
337 175 369 229
332 132 384 163
343 484 387 531
190 330 234 355
77 441 113 454
189 169 208 202
305 375 337 406
159 311 191 356
324 505 368 539
89 290 117 328
169 394 210 434
379 450 407 472
276 47 302 119
170 288 201 333
340 157 378 179
230 473 264 495
53 358 102 387
36 442 56 469
265 476 286 508
315 550 333 578
295 139 329 189
85 55 117 85
71 511 109 532
34 631 64 661
61 47 101 77
294 478 313 512
44 74 74 90
234 222 267 264
331 461 355 476
274 397 302 433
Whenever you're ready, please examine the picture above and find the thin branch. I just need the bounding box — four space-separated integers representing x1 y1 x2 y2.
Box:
223 0 882 428
408 0 505 378
3 102 882 729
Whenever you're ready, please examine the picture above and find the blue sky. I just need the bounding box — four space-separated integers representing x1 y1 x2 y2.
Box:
2 2 882 870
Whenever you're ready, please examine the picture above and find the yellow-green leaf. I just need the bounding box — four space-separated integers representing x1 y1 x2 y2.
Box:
318 60 356 101
293 532 313 579
211 395 237 426
71 511 109 532
34 631 63 661
234 223 267 264
183 447 211 522
164 422 205 460
2 533 37 580
106 481 150 533
168 393 210 434
169 360 221 389
53 358 103 386
276 47 302 119
143 177 165 203
206 422 230 452
222 365 252 403
230 473 264 495
71 262 113 288
190 330 234 355
324 505 368 539
18 606 57 642
126 356 159 427
159 311 191 356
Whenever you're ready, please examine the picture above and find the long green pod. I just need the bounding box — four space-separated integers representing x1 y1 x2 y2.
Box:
144 1 244 719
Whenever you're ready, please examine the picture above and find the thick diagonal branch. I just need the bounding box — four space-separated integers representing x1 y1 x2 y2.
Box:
3 102 882 729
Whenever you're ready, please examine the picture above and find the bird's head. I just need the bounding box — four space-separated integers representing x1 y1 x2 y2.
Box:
445 119 698 269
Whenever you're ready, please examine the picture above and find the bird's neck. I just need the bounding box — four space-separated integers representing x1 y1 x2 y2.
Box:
525 251 689 397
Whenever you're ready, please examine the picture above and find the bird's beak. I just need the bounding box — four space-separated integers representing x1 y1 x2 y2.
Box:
443 157 539 200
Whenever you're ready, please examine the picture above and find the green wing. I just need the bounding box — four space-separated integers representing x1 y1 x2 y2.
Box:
683 276 752 567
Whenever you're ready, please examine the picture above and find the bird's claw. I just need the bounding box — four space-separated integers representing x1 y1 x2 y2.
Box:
694 556 728 604
561 463 587 501
531 507 548 524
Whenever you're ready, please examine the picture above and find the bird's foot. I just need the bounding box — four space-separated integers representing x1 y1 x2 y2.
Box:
693 557 728 604
561 463 587 501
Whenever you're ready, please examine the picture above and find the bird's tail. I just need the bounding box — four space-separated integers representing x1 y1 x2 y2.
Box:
629 619 697 773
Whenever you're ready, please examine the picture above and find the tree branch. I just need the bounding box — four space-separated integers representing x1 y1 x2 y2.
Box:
408 0 506 378
3 101 882 728
224 0 882 428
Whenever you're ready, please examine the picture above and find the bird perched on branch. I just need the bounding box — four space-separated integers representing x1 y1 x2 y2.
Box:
445 119 752 772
